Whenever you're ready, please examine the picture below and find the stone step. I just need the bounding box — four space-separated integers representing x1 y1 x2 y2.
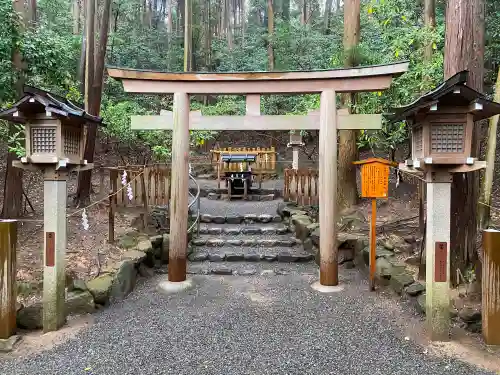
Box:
199 223 291 235
190 235 300 247
196 213 282 225
206 192 277 201
188 246 312 263
185 261 318 277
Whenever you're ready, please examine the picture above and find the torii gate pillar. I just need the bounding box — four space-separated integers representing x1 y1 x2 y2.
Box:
318 90 338 286
168 93 190 282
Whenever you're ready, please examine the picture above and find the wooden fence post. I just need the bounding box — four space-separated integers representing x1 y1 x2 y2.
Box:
108 190 115 243
482 229 500 345
0 220 17 340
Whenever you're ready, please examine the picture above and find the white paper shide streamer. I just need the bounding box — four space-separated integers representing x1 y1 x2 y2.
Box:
121 169 133 201
82 208 89 231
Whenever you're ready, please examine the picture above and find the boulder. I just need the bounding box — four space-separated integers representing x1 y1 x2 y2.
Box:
292 215 313 241
110 260 137 301
386 258 407 275
405 282 425 296
117 231 148 249
72 279 88 292
87 274 114 305
338 208 367 231
150 234 163 248
390 272 415 294
0 335 21 353
161 234 170 262
375 257 392 281
66 290 96 315
277 202 297 217
310 228 320 247
137 239 153 254
122 249 147 263
138 263 156 277
416 294 426 314
302 238 314 254
382 234 413 253
362 246 394 264
16 302 43 330
459 307 482 323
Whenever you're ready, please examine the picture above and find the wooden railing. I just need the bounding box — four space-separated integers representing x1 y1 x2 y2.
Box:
211 146 276 172
283 168 319 206
106 165 172 208
211 146 277 188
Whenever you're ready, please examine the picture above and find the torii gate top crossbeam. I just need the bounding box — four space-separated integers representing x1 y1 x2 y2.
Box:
107 62 409 94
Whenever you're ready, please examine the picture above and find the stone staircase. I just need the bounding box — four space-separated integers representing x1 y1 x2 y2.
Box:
187 212 315 276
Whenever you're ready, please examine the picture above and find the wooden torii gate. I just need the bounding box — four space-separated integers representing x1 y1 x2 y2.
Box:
108 62 409 290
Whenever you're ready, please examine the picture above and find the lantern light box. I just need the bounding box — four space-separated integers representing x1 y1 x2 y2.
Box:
288 132 305 147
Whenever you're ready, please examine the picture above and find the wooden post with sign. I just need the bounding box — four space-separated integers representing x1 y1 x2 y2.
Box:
481 229 500 345
0 220 17 341
354 158 396 291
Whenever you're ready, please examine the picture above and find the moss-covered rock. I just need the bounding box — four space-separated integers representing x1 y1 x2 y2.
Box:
87 274 114 305
16 302 43 330
66 290 96 315
292 215 313 241
110 260 137 301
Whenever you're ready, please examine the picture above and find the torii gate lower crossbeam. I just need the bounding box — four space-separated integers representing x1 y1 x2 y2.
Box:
107 62 409 289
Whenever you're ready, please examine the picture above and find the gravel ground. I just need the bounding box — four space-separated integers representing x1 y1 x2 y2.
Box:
0 265 495 375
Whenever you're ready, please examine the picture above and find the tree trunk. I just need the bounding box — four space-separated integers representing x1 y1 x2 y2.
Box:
2 0 27 219
337 0 360 210
444 0 485 286
224 0 233 50
301 0 307 25
282 0 290 20
183 0 192 71
267 0 274 71
418 0 435 233
73 0 80 34
74 0 96 206
478 67 500 229
423 0 435 61
323 0 333 33
166 0 172 69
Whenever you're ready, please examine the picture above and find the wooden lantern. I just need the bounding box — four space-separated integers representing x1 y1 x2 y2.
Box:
0 85 102 167
353 158 397 198
288 132 304 147
393 71 500 169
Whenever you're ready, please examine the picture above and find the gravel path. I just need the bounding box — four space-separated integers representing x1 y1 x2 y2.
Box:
0 265 495 375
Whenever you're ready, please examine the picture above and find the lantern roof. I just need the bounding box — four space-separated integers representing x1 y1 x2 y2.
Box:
390 71 500 122
0 85 103 125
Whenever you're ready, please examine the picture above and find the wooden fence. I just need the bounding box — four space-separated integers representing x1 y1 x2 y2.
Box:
283 168 319 206
107 165 172 208
104 165 172 242
211 147 277 173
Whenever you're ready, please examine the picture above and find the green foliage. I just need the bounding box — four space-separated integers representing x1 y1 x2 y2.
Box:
0 0 499 161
